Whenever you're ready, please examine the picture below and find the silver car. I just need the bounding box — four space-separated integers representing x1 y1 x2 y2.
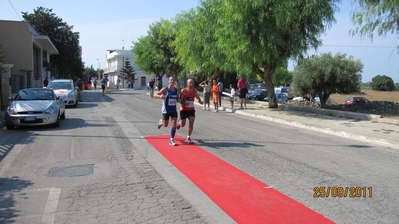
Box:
5 88 66 129
47 79 80 107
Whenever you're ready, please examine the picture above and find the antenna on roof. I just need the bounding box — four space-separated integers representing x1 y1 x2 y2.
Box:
122 39 125 49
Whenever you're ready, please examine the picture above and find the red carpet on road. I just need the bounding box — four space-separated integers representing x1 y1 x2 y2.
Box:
145 135 333 224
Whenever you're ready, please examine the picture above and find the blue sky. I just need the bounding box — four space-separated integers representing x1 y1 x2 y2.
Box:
2 0 398 83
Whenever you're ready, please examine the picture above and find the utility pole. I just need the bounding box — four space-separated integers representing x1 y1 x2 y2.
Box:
97 59 100 81
122 56 125 89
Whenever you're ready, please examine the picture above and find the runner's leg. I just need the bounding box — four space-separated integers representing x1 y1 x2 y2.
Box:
170 116 178 146
186 116 195 143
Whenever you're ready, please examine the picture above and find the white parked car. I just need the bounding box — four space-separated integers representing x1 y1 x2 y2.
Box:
291 95 332 105
47 79 80 107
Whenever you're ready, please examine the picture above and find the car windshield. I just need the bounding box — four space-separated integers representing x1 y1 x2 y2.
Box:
15 89 55 100
48 81 73 90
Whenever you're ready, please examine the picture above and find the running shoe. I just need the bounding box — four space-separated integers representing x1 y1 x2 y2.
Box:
157 119 163 129
169 139 177 146
186 137 194 144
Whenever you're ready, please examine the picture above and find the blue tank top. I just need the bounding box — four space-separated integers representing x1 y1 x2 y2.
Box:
162 87 178 114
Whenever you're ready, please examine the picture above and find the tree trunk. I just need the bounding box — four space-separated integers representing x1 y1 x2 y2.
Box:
209 68 221 81
320 93 330 108
156 74 163 90
259 63 277 108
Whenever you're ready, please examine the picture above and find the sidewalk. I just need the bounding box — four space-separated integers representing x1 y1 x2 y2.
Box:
215 97 399 150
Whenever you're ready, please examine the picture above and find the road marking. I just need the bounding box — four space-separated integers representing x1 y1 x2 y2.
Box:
70 137 75 160
11 188 61 224
41 188 61 224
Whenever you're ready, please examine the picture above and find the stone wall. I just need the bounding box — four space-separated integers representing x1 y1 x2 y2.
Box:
287 100 399 115
1 64 13 111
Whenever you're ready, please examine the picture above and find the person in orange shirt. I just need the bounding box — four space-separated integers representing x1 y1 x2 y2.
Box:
211 79 219 112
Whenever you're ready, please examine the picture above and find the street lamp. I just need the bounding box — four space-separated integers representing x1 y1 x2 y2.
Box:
97 59 100 81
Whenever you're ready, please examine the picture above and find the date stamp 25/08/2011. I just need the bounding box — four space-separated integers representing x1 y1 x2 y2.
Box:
313 186 373 198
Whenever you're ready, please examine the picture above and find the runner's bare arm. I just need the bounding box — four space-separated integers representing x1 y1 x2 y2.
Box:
196 90 203 105
179 89 186 104
155 88 167 99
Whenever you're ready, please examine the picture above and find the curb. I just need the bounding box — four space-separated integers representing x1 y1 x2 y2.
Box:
250 101 398 124
279 104 382 121
223 106 399 150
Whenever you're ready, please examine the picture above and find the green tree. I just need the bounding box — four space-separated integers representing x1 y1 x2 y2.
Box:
133 35 166 88
202 0 339 108
132 35 166 79
173 6 228 81
273 67 293 87
84 66 98 80
133 19 182 88
370 75 395 91
350 0 399 48
149 19 183 87
292 53 363 108
120 59 136 86
22 7 83 78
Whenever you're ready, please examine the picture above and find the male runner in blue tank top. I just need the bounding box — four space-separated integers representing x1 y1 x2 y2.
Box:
155 76 180 146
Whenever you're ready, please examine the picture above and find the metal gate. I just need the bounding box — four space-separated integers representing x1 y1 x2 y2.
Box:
10 75 23 93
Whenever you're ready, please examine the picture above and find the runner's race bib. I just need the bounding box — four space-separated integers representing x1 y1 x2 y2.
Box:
186 100 194 108
169 98 176 106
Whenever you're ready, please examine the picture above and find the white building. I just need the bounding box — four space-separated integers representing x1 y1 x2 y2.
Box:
103 49 167 89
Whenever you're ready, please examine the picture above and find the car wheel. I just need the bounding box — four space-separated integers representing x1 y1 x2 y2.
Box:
6 123 14 130
60 110 66 120
53 113 60 127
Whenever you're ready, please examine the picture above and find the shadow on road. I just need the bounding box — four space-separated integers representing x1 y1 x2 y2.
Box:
0 177 34 223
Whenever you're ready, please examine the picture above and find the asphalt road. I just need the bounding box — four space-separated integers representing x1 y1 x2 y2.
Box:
0 89 398 224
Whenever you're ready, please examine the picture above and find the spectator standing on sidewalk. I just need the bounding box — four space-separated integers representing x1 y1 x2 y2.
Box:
237 76 248 109
229 84 236 109
199 80 211 110
93 80 97 90
211 79 219 112
76 78 83 101
100 74 109 95
155 76 180 146
117 78 120 89
179 79 203 144
43 77 49 87
217 78 223 107
149 79 155 98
